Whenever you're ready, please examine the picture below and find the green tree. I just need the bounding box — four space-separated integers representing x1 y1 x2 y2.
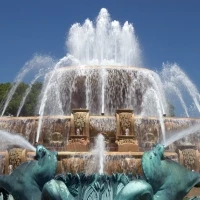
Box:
7 82 28 115
20 82 42 116
0 82 12 113
0 82 42 116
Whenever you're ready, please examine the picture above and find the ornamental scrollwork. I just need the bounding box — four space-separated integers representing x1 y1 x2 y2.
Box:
9 148 23 170
74 112 87 131
68 138 89 145
182 149 196 170
50 132 64 146
116 139 138 145
119 113 132 131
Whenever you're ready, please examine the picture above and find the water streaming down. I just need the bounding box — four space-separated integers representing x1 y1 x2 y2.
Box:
0 55 55 117
1 64 32 117
101 68 107 114
16 70 44 117
141 88 166 141
163 82 189 117
141 70 167 141
36 56 74 142
0 130 35 151
161 63 200 116
41 66 169 116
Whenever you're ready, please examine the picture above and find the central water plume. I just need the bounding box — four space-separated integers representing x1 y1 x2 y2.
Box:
64 8 143 115
66 8 142 67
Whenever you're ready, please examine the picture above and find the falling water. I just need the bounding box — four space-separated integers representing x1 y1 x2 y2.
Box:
1 63 32 117
162 124 200 147
163 82 189 117
142 88 166 141
161 63 200 115
41 66 169 117
1 55 54 117
0 130 35 151
36 56 73 142
101 68 106 114
16 63 54 117
16 72 42 117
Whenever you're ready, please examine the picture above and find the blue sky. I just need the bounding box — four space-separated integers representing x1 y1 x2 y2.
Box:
0 0 200 90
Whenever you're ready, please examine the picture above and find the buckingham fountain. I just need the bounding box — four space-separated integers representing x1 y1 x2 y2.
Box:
1 8 200 199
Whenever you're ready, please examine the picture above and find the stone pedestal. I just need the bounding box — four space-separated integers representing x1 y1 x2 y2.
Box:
115 109 138 152
67 135 90 152
8 148 27 171
116 136 139 152
66 109 90 151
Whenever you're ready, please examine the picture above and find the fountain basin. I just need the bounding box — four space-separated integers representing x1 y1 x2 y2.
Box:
43 66 167 116
1 115 200 151
0 148 178 175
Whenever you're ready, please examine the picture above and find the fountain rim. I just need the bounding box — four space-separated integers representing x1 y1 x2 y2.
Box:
53 65 154 72
25 150 177 158
1 115 200 121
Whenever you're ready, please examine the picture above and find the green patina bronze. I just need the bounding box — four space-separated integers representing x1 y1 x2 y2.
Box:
1 144 200 199
142 144 200 200
41 173 147 200
42 144 200 200
0 145 57 200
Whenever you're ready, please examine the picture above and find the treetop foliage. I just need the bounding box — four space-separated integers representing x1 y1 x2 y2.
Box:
0 82 42 116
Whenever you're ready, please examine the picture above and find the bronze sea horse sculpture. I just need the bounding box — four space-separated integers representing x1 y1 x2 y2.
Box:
0 145 58 200
41 144 200 200
1 144 200 199
141 143 200 200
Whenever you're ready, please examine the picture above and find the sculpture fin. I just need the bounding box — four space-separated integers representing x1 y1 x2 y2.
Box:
0 175 12 195
115 180 153 200
42 179 74 200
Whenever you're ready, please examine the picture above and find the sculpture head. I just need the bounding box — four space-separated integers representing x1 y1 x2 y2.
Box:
34 145 58 188
142 143 166 192
142 143 165 166
35 145 47 160
152 143 165 159
142 144 200 200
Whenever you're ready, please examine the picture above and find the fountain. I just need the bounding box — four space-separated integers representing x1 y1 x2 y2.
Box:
0 7 200 199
